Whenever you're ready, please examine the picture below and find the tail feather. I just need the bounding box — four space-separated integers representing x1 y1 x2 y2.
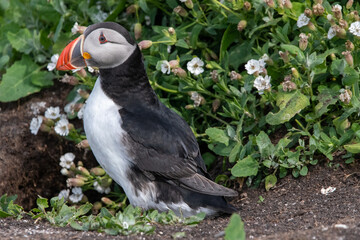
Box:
179 173 238 197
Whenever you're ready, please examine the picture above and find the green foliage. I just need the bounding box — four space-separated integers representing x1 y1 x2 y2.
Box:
0 194 24 219
29 196 204 235
224 213 246 240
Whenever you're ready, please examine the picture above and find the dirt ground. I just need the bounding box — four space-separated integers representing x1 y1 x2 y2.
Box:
1 83 360 239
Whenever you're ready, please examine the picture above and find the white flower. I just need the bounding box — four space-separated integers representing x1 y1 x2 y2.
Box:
93 181 111 194
55 118 70 136
123 221 129 229
245 59 261 75
71 22 79 35
253 75 271 94
190 92 204 107
64 94 82 115
30 101 47 115
145 15 151 26
69 187 83 203
58 189 70 201
332 4 342 11
260 54 270 62
167 45 171 53
297 13 310 28
339 89 352 104
179 0 187 2
45 106 60 119
87 66 94 73
321 186 336 195
327 26 336 39
161 61 171 74
187 57 204 76
349 21 360 37
59 152 75 169
77 104 85 119
30 116 43 135
47 54 59 71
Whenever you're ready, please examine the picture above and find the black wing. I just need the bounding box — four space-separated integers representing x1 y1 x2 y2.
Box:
119 102 237 197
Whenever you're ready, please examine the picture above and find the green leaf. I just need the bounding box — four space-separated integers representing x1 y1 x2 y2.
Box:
266 90 310 125
184 212 206 225
0 56 43 102
313 88 338 118
36 197 49 212
231 155 259 177
7 28 33 54
224 213 245 240
281 44 305 63
0 55 9 70
190 25 203 48
31 71 54 87
299 166 308 176
256 131 275 158
344 143 360 154
175 39 189 49
265 175 277 191
229 142 242 163
220 25 238 62
0 210 12 218
139 0 150 13
74 203 92 218
330 59 346 76
53 15 64 43
172 232 186 239
205 128 229 146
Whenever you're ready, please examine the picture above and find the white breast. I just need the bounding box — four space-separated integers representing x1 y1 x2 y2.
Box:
83 78 134 197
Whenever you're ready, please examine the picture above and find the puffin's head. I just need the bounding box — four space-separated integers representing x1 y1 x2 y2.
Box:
56 22 136 70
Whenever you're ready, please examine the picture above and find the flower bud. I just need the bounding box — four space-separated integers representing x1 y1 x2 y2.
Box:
237 20 247 32
350 11 360 21
332 4 342 20
339 89 352 104
346 0 353 10
169 60 179 69
174 6 188 17
276 0 284 9
304 8 312 18
172 68 187 78
314 0 323 3
78 166 90 177
342 51 354 67
264 0 275 8
60 168 69 176
291 67 300 79
68 123 75 131
282 80 297 92
299 33 309 51
185 104 195 110
345 40 354 51
284 0 292 9
168 27 175 35
76 139 90 149
307 21 316 31
126 4 138 15
330 53 336 61
229 71 242 80
327 14 335 25
185 0 193 9
313 3 324 16
339 19 348 30
67 178 85 187
134 23 142 40
77 88 89 99
212 99 221 112
93 201 102 211
40 124 51 133
101 197 114 205
90 167 106 176
138 40 152 50
60 74 79 85
42 117 55 127
76 68 87 78
279 51 289 63
208 50 218 60
77 161 83 167
334 25 346 38
210 70 219 82
244 1 251 11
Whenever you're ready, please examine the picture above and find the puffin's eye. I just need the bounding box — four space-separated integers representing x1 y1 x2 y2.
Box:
99 33 107 44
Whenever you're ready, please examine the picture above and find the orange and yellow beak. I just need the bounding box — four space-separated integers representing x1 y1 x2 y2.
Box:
56 35 90 71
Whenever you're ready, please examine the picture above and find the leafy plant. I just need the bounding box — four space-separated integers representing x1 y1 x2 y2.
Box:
0 194 24 219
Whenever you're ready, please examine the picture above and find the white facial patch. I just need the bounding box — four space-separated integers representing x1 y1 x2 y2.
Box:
83 28 136 69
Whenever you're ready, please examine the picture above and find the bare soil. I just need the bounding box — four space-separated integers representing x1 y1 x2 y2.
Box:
0 83 360 239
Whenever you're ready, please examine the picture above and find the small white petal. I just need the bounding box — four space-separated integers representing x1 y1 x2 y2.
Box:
55 118 70 136
349 21 360 37
45 106 61 119
160 61 171 74
71 22 79 35
187 57 204 76
297 14 310 28
30 116 43 135
327 27 336 39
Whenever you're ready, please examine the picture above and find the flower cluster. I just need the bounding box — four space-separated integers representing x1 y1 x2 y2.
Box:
245 55 271 95
57 152 113 204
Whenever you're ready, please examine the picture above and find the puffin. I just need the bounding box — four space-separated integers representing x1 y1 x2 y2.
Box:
56 22 237 217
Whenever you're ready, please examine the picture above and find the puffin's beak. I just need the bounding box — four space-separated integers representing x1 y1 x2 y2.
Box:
56 35 87 71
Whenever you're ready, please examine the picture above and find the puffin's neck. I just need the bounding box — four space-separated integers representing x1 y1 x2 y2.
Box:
99 47 158 107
